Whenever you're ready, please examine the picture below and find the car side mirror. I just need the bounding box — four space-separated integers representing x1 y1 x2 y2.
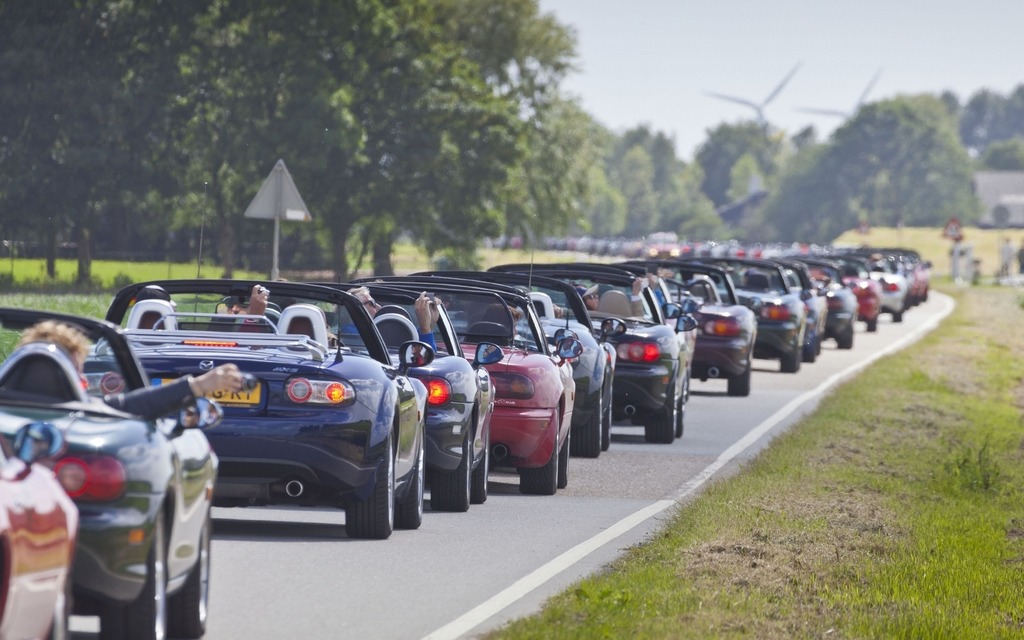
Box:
553 327 578 342
179 397 224 431
676 315 699 332
555 336 584 362
661 302 682 320
473 341 504 366
678 297 701 315
399 341 435 370
12 421 66 465
598 317 627 341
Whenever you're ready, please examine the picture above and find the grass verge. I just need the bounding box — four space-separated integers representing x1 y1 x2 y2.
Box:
487 284 1024 639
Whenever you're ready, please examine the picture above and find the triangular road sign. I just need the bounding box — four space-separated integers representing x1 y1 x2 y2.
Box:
244 159 312 221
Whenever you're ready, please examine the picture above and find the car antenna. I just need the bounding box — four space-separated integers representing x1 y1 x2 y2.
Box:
333 341 344 364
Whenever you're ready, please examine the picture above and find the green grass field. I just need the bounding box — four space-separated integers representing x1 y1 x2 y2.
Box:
486 283 1024 639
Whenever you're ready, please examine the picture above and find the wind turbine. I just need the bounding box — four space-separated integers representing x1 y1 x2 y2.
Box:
705 62 802 128
797 67 883 118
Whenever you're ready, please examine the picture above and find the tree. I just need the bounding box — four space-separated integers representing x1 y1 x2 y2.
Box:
694 122 787 209
614 146 658 237
760 96 980 243
979 139 1024 171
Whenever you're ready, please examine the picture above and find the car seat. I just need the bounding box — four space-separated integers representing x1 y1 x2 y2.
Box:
126 299 177 330
373 313 419 349
597 289 632 317
277 304 331 346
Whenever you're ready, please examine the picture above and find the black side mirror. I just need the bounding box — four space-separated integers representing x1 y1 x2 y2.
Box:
474 341 504 366
661 302 682 320
676 315 699 332
555 336 584 362
599 317 627 340
553 327 578 342
399 341 435 370
12 421 65 464
180 397 224 431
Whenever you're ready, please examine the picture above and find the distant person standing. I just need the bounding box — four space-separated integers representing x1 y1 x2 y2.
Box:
999 237 1014 277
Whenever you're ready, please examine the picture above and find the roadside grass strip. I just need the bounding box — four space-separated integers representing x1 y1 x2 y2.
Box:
487 285 1024 639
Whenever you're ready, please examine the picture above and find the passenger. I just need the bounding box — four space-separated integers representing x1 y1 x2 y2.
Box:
349 286 437 350
225 284 270 316
16 320 248 421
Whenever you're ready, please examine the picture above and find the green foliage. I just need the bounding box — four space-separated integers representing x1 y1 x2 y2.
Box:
979 139 1024 170
943 436 1002 492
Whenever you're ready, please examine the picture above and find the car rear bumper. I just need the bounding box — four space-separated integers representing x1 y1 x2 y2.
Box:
424 401 474 472
691 336 751 379
752 323 800 360
489 405 558 468
610 360 674 416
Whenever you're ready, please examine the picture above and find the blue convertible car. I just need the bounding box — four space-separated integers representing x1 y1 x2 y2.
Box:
105 280 430 540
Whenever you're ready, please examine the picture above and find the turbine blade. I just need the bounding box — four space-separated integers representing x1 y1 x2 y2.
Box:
705 91 760 110
856 67 883 108
796 107 849 118
762 61 802 106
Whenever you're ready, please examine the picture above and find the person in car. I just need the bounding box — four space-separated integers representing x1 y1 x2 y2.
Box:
16 320 248 420
225 284 270 315
349 286 439 350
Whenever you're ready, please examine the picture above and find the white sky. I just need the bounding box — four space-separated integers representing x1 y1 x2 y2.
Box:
538 0 1024 160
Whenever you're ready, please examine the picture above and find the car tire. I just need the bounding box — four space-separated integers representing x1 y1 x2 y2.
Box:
780 350 801 373
600 383 613 452
727 363 752 397
101 516 167 640
674 373 688 439
556 428 570 490
570 407 601 458
802 336 818 363
892 309 904 323
432 430 472 512
519 437 558 496
395 441 424 530
644 383 676 444
167 512 210 639
866 317 878 332
470 433 489 505
837 325 854 350
346 434 394 539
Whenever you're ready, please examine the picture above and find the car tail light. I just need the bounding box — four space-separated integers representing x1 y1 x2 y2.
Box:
883 280 901 293
181 339 240 347
616 340 661 363
490 372 536 399
285 377 354 405
424 378 452 406
54 455 126 501
761 303 791 321
702 317 741 337
83 371 125 395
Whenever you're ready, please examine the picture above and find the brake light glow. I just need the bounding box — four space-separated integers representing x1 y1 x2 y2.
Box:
761 303 791 321
425 378 452 406
54 455 126 502
883 281 901 293
616 341 660 363
702 317 741 337
490 372 536 399
182 339 239 347
286 377 354 405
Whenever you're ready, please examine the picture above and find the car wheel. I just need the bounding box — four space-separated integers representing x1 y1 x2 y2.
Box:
167 512 210 639
892 309 904 323
519 436 558 496
780 349 801 373
346 433 395 539
866 317 878 332
837 325 855 350
644 382 675 444
674 373 688 439
802 336 818 363
569 406 601 458
470 432 489 505
432 430 471 512
600 383 612 452
727 363 752 397
395 440 424 529
556 428 570 490
101 516 167 640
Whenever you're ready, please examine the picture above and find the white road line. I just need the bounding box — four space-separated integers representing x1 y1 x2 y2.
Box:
422 293 954 640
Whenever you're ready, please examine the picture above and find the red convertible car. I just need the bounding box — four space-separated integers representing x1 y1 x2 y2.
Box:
0 421 77 640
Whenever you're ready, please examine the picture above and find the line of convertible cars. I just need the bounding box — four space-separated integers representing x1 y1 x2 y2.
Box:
0 248 929 639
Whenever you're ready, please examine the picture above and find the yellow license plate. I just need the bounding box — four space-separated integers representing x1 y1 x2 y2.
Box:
158 379 262 406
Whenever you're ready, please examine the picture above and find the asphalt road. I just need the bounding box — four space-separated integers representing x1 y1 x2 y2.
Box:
71 291 953 640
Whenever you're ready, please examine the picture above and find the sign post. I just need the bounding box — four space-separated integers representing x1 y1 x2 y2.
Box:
942 217 964 283
244 159 312 280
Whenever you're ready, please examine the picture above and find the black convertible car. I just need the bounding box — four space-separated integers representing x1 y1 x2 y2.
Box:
0 308 221 640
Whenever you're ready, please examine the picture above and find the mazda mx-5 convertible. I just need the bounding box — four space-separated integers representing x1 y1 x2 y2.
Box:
106 280 429 540
0 308 221 640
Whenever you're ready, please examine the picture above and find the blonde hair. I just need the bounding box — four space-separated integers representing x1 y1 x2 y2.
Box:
18 320 91 365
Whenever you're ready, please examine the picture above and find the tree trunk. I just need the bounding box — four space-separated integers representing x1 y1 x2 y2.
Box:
76 225 92 285
331 230 349 282
45 231 56 279
372 235 394 276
